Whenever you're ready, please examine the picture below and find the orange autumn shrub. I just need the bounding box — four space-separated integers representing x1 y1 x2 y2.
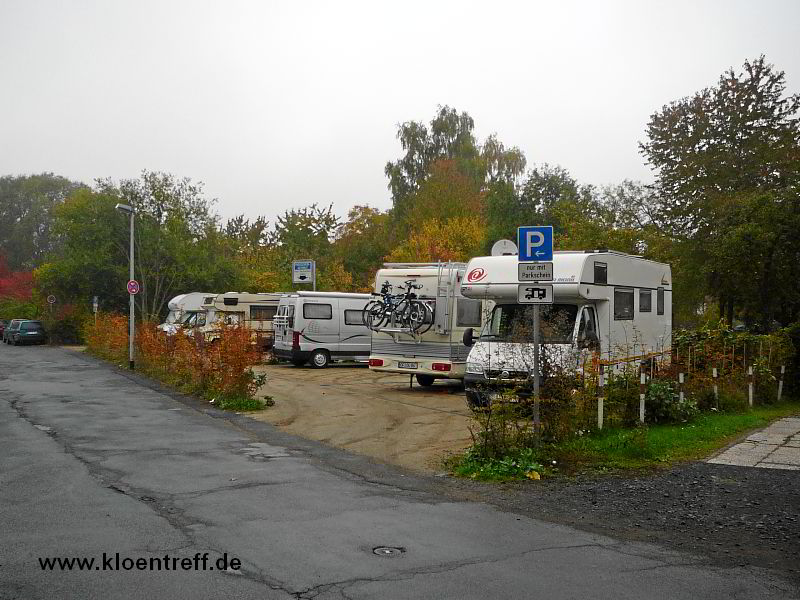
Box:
86 314 265 410
85 313 129 362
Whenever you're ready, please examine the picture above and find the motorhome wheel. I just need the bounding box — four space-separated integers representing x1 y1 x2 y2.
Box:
310 349 330 368
415 374 435 387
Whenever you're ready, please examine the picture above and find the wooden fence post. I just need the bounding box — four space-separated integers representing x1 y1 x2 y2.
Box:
597 365 605 430
639 369 646 424
777 365 785 402
748 366 754 407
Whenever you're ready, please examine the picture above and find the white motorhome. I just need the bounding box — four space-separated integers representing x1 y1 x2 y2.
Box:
159 292 214 333
368 263 485 386
459 251 672 406
273 291 372 367
193 292 283 349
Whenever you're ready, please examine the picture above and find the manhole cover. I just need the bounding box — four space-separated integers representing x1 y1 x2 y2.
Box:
372 546 405 557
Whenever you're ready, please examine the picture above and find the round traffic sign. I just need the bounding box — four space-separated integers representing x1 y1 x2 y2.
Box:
46 295 56 304
127 280 140 295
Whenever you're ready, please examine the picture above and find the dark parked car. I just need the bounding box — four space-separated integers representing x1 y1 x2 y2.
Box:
9 320 47 346
0 319 7 339
3 319 25 344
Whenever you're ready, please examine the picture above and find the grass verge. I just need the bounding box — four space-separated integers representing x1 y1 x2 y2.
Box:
449 401 800 480
213 396 266 412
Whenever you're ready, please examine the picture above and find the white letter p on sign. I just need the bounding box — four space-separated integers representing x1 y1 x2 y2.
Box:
525 231 545 255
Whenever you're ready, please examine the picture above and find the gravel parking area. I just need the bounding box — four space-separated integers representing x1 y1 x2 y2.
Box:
251 363 474 472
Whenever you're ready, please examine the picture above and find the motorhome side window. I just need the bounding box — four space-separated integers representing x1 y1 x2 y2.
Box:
657 287 664 315
613 288 634 320
578 307 597 340
303 303 332 320
344 309 367 326
639 289 652 312
594 262 607 285
251 305 277 321
456 298 482 327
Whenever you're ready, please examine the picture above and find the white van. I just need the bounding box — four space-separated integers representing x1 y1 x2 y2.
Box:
194 292 283 349
459 251 672 406
273 291 372 367
368 263 485 386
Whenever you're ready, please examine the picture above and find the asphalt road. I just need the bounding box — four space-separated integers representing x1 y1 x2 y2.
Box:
1 345 796 599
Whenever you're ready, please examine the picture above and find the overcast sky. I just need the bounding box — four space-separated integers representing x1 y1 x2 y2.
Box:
1 0 799 224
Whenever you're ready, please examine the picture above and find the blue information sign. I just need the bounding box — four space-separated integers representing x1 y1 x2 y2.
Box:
517 226 553 262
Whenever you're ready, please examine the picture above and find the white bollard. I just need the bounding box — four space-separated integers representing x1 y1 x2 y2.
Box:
777 365 785 402
748 366 754 407
597 368 605 430
712 367 718 407
639 372 646 423
678 372 685 404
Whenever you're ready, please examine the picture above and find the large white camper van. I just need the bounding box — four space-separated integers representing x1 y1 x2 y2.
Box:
368 263 485 386
273 291 372 367
459 251 672 405
159 292 213 333
194 292 283 349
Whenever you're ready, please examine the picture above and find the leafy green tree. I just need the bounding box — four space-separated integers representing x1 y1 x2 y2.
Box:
224 215 271 250
385 105 525 229
387 216 486 264
332 205 392 290
35 188 128 312
0 173 85 269
404 159 485 225
39 172 242 321
640 56 800 327
485 164 596 247
233 204 340 292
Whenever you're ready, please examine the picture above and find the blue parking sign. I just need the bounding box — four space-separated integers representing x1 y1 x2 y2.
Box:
517 226 553 261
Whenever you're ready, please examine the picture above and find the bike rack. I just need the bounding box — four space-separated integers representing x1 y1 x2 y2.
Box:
370 262 467 343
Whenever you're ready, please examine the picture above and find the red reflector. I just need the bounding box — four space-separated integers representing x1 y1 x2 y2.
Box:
292 331 300 349
369 358 384 367
432 363 451 372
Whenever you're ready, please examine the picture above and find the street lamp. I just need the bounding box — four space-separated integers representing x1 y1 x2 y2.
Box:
115 203 135 370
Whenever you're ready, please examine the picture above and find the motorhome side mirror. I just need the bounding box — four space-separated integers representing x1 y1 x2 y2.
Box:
463 328 475 347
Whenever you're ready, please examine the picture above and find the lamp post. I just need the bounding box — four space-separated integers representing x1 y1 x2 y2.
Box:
115 203 135 369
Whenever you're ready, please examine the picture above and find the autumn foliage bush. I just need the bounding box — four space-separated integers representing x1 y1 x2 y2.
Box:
86 314 265 410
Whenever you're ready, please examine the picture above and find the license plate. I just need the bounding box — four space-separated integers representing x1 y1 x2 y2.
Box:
398 361 418 369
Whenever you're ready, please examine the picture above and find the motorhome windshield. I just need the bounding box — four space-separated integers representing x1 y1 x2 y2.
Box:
178 311 207 327
481 304 578 344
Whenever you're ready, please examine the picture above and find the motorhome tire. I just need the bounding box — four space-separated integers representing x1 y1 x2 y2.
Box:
415 374 435 387
310 349 330 368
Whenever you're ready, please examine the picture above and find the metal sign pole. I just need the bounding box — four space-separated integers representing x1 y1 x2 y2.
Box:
533 304 541 437
129 212 135 370
313 260 316 292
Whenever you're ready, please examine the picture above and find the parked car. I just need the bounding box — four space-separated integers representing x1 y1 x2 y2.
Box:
3 319 26 344
9 320 47 346
0 319 7 339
